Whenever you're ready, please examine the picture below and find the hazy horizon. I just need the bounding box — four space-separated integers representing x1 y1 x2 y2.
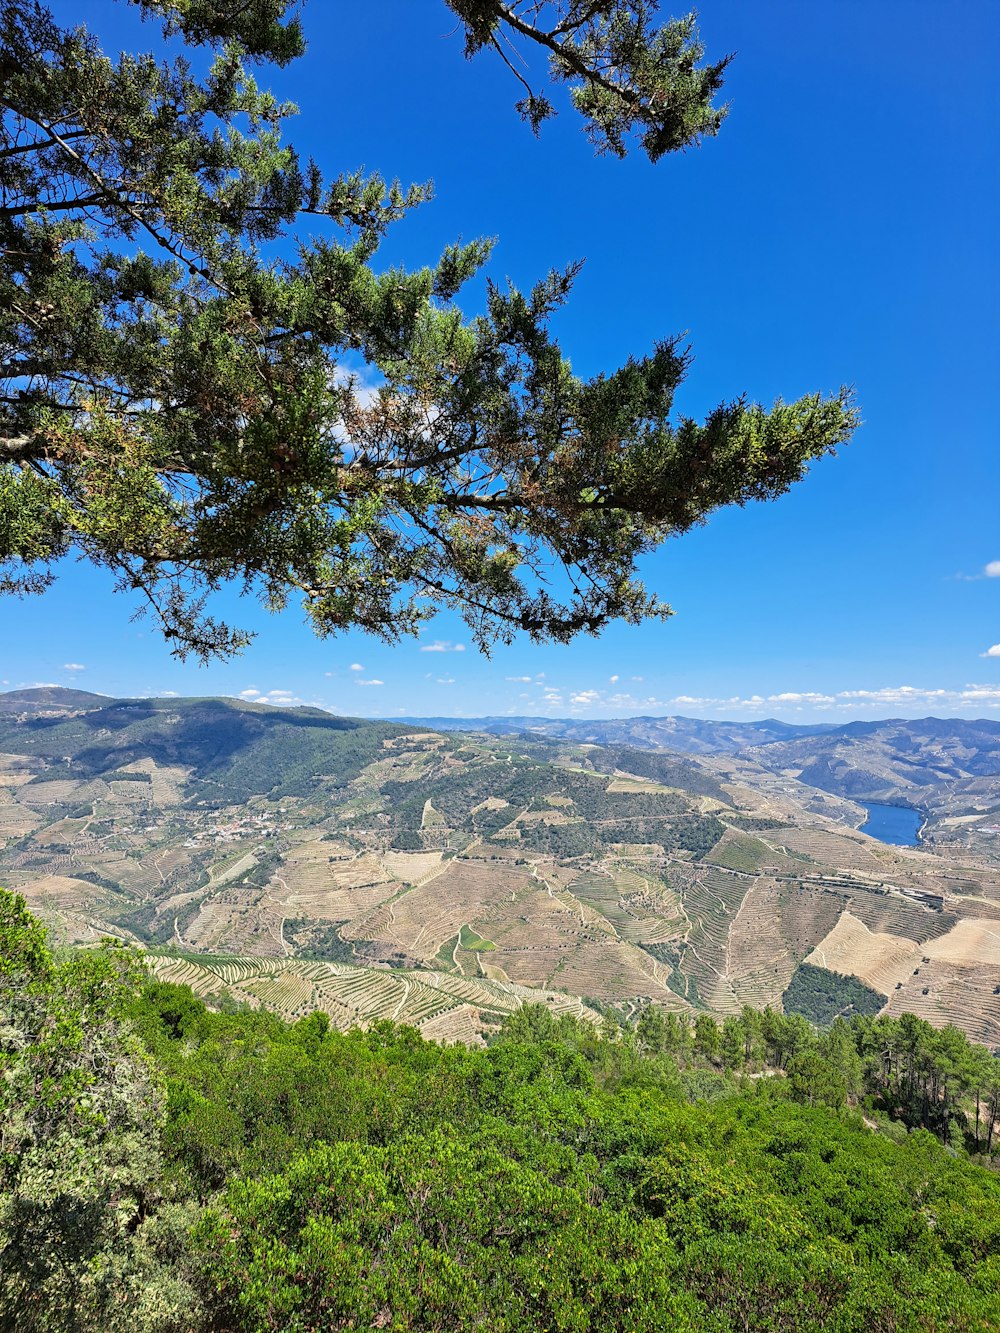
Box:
6 681 1000 729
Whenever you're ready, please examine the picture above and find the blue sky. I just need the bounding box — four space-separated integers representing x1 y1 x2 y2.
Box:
3 0 998 721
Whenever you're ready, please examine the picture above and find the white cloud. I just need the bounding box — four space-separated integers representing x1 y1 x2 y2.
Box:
608 674 619 684
233 687 324 709
63 663 85 672
631 676 644 683
350 663 364 672
355 678 384 687
956 560 1000 581
663 683 1000 714
436 677 455 685
160 690 179 698
983 644 1000 658
419 640 465 653
769 691 836 705
519 679 1000 719
498 668 1000 723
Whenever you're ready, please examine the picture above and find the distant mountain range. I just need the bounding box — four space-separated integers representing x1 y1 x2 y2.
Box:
4 690 999 819
401 713 1000 814
400 714 838 754
744 717 1000 818
4 691 999 818
404 710 1000 846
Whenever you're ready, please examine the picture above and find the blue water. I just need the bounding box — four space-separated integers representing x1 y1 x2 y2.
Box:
860 803 922 847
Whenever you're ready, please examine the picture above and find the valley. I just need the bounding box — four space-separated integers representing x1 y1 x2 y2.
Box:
1 689 998 1045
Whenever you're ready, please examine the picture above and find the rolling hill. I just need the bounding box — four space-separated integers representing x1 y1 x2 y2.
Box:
1 689 998 1045
403 713 838 753
745 717 1000 851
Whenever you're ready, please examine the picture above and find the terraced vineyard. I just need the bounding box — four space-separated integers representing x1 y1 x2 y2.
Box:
146 951 599 1043
674 867 750 1011
3 690 999 1047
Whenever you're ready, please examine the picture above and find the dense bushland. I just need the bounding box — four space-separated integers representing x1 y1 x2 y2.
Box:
783 961 887 1025
2 888 999 1332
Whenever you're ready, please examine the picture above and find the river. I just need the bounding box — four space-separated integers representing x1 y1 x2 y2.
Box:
859 802 922 847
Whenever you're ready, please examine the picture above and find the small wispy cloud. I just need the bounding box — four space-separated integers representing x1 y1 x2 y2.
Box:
982 644 1000 659
570 690 600 706
420 640 466 653
350 663 364 672
608 674 619 684
956 560 1000 581
355 678 384 687
436 677 455 685
506 675 532 682
664 683 1000 713
237 686 312 706
510 677 1000 719
63 663 85 672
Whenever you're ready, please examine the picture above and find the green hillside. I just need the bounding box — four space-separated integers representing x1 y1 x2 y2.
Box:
3 892 1000 1332
0 695 406 802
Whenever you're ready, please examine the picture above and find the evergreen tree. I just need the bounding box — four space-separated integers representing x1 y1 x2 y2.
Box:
0 0 857 658
819 1017 863 1100
3 897 1000 1331
693 1012 721 1063
0 890 199 1330
635 1001 668 1053
719 1015 744 1070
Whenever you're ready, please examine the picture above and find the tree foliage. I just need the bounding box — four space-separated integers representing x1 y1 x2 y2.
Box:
783 961 886 1026
2 897 1000 1330
0 0 857 658
0 889 198 1331
447 1 731 157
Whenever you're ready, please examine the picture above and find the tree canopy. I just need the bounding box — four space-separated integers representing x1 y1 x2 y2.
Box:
0 1 857 659
3 892 1000 1331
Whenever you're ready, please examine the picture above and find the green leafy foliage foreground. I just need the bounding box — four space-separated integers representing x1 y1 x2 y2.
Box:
2 890 1000 1332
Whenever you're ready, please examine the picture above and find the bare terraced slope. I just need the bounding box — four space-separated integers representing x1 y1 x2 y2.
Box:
1 690 997 1044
